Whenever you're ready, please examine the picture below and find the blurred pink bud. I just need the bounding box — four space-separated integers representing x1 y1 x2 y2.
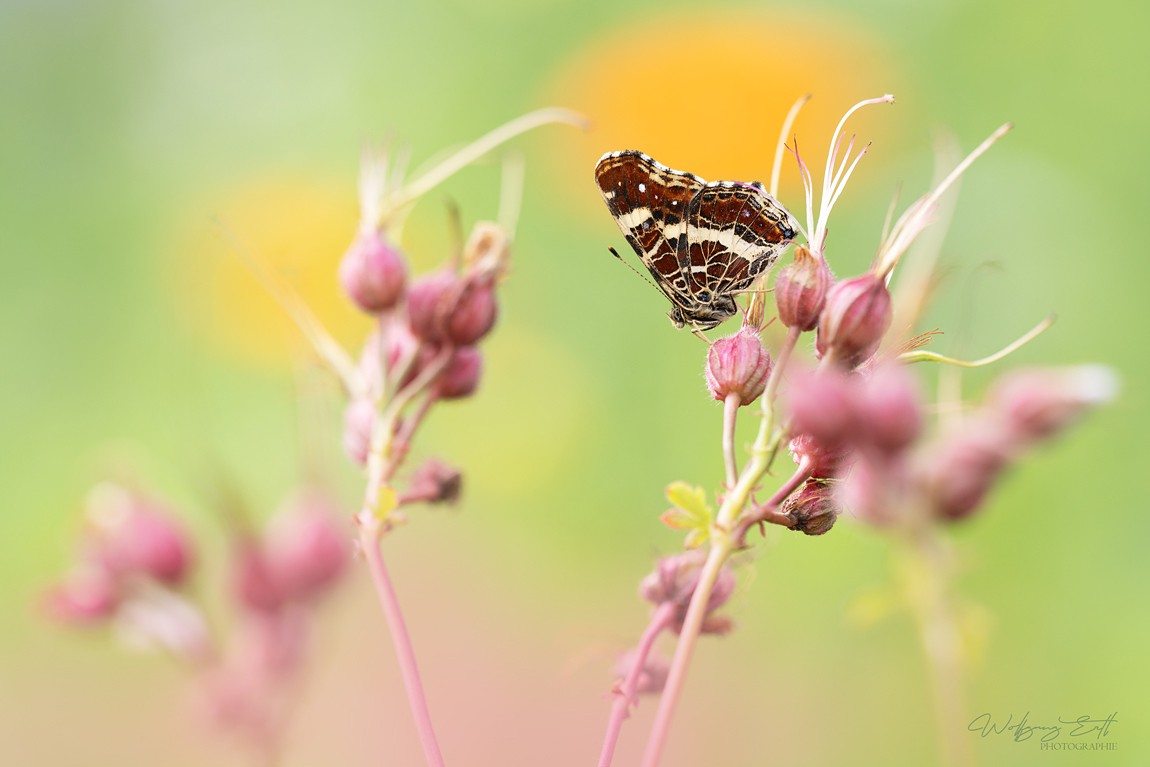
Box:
407 270 458 343
988 365 1119 445
857 364 923 453
446 277 498 346
406 458 463 505
43 568 121 625
775 244 834 331
838 457 898 526
781 480 839 535
232 541 283 614
816 273 892 367
264 493 351 603
435 347 483 400
704 328 772 406
786 369 858 445
922 422 1012 521
342 398 375 465
87 483 194 586
613 649 670 695
639 551 735 633
338 229 407 313
788 434 855 479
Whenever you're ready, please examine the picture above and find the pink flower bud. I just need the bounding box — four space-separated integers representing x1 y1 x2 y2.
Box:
435 347 483 400
232 541 283 614
639 550 736 634
988 365 1119 445
838 456 898 526
781 479 839 535
816 273 892 367
87 483 194 586
446 277 498 346
407 270 458 343
786 369 859 445
405 458 463 505
338 229 407 313
264 493 350 603
342 398 375 465
775 245 833 331
43 568 121 625
789 434 856 479
857 364 923 453
922 421 1012 521
704 328 772 406
613 649 670 695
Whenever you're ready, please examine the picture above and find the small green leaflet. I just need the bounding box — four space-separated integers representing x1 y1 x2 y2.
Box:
660 481 713 549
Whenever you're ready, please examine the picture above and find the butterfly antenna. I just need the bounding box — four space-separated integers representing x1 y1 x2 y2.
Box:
606 246 692 312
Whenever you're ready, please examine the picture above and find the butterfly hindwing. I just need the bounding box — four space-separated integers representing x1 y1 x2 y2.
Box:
682 181 796 297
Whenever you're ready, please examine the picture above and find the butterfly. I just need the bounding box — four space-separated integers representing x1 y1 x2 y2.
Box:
595 150 797 331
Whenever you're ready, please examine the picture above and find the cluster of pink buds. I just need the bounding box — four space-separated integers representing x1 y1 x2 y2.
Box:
204 490 350 752
43 482 206 654
639 551 736 635
340 215 511 498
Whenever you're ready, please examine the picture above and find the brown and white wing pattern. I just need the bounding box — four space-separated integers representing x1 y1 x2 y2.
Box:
681 180 796 299
594 150 704 303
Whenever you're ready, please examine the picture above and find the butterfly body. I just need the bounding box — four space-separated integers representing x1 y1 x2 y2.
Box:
595 150 797 331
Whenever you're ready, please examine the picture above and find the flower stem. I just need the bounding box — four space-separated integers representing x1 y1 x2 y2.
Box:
639 325 804 767
639 535 734 767
598 602 677 767
722 393 741 490
359 524 446 767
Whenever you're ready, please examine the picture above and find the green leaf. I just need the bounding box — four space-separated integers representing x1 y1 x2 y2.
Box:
662 481 713 548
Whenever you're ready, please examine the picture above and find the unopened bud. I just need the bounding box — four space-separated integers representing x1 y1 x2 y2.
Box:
43 567 121 625
435 347 483 400
338 229 407 313
704 328 772 406
613 649 670 695
232 541 283 613
922 421 1012 521
789 434 855 479
988 365 1119 445
342 398 376 465
786 369 859 445
782 479 839 535
838 457 898 526
857 364 922 453
407 270 458 343
775 245 833 331
406 458 463 505
817 273 892 367
87 483 194 586
446 277 498 346
264 493 350 603
639 550 736 634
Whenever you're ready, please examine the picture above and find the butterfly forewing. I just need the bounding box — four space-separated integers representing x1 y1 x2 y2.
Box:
595 151 703 301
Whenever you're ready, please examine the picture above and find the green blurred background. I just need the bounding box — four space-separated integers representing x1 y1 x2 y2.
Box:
1 0 1146 765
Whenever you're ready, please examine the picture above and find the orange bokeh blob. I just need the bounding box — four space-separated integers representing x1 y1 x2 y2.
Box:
542 10 901 218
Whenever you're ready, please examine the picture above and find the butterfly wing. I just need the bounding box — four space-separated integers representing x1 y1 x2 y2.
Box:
594 151 705 304
681 181 797 299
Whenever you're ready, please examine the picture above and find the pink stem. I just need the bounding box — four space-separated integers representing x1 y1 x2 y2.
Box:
639 541 731 767
722 393 741 490
598 602 678 767
361 527 446 767
735 459 813 543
